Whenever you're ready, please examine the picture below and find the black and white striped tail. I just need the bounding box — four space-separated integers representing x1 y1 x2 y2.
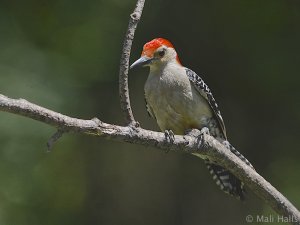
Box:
205 142 254 200
205 160 245 200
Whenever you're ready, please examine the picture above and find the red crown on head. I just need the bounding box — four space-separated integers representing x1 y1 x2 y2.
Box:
141 38 181 64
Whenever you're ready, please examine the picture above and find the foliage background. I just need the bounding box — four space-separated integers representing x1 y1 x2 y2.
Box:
0 0 299 224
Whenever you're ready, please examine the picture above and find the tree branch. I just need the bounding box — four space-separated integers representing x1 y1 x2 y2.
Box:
118 0 145 126
0 94 299 224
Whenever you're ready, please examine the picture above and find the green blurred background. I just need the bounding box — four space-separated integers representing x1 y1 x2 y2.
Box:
0 0 299 224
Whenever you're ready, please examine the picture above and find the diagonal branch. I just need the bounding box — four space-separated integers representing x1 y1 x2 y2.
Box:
118 0 145 126
0 94 300 225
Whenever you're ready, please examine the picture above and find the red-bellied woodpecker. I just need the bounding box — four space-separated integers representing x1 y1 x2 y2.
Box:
130 38 253 200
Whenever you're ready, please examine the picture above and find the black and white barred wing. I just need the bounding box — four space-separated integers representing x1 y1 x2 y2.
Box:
185 68 227 139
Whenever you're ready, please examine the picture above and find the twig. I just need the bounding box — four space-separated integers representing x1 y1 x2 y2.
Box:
47 129 64 152
118 0 145 126
0 94 299 225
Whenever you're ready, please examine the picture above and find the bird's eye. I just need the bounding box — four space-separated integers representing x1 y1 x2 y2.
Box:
158 49 165 57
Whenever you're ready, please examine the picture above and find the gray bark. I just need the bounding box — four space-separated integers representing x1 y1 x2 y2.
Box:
0 94 299 225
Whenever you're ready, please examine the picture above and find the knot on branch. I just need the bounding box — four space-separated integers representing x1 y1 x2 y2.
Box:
130 12 139 21
47 129 64 152
127 122 141 138
92 117 104 127
129 120 140 128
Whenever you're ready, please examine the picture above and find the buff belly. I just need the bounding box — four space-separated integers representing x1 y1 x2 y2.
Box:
144 66 213 135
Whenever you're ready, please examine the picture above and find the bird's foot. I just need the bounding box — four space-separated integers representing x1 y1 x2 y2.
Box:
184 128 201 137
197 127 210 148
200 127 210 136
185 127 210 147
164 130 175 153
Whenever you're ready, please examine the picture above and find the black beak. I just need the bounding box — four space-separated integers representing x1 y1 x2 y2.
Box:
130 56 152 69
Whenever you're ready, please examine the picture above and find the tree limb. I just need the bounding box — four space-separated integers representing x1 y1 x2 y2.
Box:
0 94 299 224
118 0 145 126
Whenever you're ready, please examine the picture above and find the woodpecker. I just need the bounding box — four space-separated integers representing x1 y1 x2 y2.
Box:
130 38 253 200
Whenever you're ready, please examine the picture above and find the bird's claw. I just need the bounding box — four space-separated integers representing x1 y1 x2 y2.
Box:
185 127 210 147
200 127 210 136
198 127 210 148
164 130 175 153
184 128 201 137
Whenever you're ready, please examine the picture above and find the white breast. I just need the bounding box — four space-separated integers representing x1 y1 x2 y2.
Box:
144 63 213 134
